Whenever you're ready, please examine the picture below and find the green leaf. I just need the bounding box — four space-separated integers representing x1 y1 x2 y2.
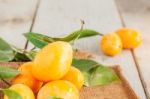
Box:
0 66 20 79
24 32 50 48
24 29 102 48
0 38 15 62
12 46 36 61
1 89 22 99
54 29 102 42
72 59 119 86
47 96 62 99
13 52 31 61
89 65 119 86
72 58 99 72
25 50 37 60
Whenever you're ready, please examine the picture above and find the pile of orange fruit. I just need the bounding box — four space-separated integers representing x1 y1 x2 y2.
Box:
100 28 142 56
4 41 84 99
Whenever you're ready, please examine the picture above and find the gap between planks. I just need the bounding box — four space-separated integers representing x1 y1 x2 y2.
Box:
114 0 149 98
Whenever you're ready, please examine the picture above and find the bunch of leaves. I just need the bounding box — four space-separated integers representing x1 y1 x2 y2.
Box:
0 66 22 99
0 38 36 62
24 29 102 48
0 29 101 62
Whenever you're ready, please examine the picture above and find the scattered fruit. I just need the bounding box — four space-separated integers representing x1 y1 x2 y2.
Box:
12 62 43 93
4 84 35 99
62 66 84 89
116 28 142 49
100 33 122 56
37 80 79 99
32 41 73 82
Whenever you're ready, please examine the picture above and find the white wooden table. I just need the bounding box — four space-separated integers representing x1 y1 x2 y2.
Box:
0 0 149 99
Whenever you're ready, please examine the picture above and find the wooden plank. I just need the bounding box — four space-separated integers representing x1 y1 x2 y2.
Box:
31 0 146 98
0 0 38 48
115 0 150 98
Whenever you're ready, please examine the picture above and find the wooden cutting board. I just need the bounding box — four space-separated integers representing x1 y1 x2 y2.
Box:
0 51 139 99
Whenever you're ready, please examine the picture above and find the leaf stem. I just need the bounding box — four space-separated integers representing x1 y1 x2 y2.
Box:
1 79 11 86
99 33 104 36
71 20 85 45
80 19 85 31
31 46 36 50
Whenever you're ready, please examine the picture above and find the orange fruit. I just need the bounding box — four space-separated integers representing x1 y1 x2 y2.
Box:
62 67 84 89
116 28 142 49
4 84 35 99
32 41 73 82
12 62 43 93
37 80 79 99
100 33 122 56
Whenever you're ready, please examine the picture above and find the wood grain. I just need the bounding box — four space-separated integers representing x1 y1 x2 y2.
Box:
30 0 146 98
0 0 38 48
115 0 150 98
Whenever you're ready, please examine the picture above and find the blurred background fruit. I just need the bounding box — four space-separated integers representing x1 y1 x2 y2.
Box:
116 28 142 49
100 33 122 56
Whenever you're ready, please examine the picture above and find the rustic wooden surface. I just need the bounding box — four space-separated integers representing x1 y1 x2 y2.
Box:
115 0 150 98
0 0 149 99
0 0 38 48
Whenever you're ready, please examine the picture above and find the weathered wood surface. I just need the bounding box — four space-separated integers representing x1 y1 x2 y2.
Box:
0 0 149 98
0 0 38 48
116 0 150 98
31 0 146 98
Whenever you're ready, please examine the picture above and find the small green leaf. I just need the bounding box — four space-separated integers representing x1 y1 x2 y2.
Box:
0 66 20 79
25 50 37 60
12 46 36 61
89 65 119 86
1 89 22 99
0 38 15 62
24 32 50 48
72 59 119 86
54 29 102 42
47 96 62 99
72 58 99 72
13 52 31 61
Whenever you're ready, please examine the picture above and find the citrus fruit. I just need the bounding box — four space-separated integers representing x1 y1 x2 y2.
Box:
116 28 142 49
62 67 84 89
100 33 122 56
32 41 73 82
37 80 79 99
12 62 43 93
4 84 35 99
